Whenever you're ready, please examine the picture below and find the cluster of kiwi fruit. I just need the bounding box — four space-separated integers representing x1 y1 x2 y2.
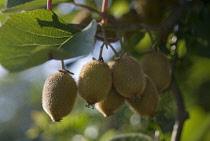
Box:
42 50 171 122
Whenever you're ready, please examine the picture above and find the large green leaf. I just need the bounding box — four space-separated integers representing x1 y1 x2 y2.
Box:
0 9 97 72
2 0 72 13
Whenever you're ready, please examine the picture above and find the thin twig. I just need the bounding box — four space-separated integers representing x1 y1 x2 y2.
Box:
95 35 119 43
64 2 101 15
59 60 74 75
98 43 105 61
64 2 117 23
108 43 119 57
68 23 155 32
100 25 119 57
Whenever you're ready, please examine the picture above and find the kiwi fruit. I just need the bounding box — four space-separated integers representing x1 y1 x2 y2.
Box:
95 87 125 117
141 51 171 93
78 60 112 106
42 70 77 122
126 75 159 117
110 54 146 99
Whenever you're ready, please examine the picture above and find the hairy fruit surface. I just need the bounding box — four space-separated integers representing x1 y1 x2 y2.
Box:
95 87 125 117
110 55 146 99
78 60 112 106
126 75 159 117
42 70 77 122
141 51 171 93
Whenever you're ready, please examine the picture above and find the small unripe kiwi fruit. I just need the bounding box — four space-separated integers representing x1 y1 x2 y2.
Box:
110 54 146 99
141 51 171 93
95 87 125 117
126 75 159 117
78 60 112 106
42 70 77 122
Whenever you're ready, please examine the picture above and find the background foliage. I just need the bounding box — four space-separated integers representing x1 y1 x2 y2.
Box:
0 0 210 141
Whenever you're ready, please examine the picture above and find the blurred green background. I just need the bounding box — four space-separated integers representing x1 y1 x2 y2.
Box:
0 0 210 141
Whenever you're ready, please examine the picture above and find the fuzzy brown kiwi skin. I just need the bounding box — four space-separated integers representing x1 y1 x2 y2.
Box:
42 70 77 122
95 86 125 117
126 75 159 117
110 54 146 99
78 60 112 106
141 51 171 93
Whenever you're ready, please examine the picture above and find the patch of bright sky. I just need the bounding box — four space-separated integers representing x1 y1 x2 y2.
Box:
0 97 18 122
0 65 8 78
57 3 75 15
57 0 86 15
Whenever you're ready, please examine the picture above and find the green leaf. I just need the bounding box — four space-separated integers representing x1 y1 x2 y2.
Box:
6 0 33 8
60 20 97 57
2 0 72 13
0 9 97 72
108 133 153 141
0 0 5 10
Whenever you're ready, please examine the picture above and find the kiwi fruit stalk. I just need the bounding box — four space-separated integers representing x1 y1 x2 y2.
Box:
78 60 112 106
95 87 125 117
42 70 77 122
126 75 159 117
141 51 171 93
110 54 146 99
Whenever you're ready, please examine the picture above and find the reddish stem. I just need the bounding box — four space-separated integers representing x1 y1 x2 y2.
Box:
100 0 109 25
47 0 52 11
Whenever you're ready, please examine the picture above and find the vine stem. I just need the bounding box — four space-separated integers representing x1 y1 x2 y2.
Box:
171 80 189 141
95 35 119 43
98 43 105 61
170 39 189 141
65 2 101 15
47 0 52 11
100 25 119 57
100 0 109 25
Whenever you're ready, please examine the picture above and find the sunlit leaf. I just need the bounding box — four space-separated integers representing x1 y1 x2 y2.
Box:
0 9 97 72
